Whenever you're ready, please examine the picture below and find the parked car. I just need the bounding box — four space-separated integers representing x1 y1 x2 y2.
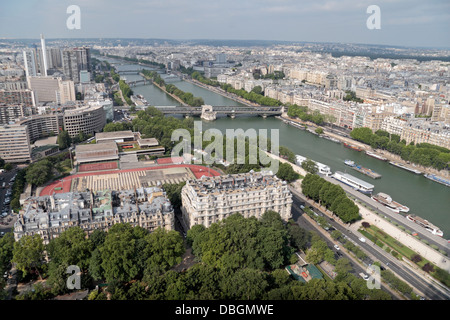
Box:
334 244 340 250
359 273 369 280
359 237 366 243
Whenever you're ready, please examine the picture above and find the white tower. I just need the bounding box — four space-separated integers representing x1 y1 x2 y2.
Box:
40 34 48 76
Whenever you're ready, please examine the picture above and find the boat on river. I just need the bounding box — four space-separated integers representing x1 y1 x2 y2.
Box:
371 192 409 213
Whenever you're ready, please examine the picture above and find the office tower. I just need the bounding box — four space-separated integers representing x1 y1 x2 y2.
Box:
47 48 63 69
40 34 48 76
76 47 91 72
80 70 91 83
23 50 37 78
28 76 60 103
0 124 32 163
216 53 227 64
59 80 76 104
62 49 79 83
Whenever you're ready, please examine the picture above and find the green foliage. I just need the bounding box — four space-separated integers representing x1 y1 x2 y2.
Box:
220 83 282 106
301 174 360 223
162 182 186 209
287 105 325 125
301 159 318 174
351 127 449 170
343 90 363 103
276 162 300 182
25 159 53 186
188 213 292 271
287 222 311 250
0 233 14 276
57 130 71 150
12 234 45 277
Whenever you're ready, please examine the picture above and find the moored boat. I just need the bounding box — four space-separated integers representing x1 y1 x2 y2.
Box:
343 142 362 152
365 151 388 161
371 192 409 213
406 214 443 237
344 159 355 167
389 161 422 175
424 174 450 188
332 171 374 194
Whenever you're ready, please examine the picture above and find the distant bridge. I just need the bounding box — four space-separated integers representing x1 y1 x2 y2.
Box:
155 105 283 118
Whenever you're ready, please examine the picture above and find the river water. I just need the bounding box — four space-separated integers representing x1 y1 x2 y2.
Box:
103 58 450 238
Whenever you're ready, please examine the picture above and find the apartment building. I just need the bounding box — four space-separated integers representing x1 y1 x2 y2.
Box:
14 187 174 244
63 104 106 138
381 117 407 137
0 104 33 125
17 114 63 143
0 123 31 162
0 89 36 108
401 119 450 149
181 171 293 229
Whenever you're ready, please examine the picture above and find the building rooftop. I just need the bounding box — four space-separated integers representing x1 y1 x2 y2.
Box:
95 130 135 141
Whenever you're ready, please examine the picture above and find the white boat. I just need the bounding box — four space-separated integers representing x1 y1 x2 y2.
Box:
332 171 374 194
365 151 388 161
296 155 332 176
406 214 443 237
344 159 355 167
371 192 409 213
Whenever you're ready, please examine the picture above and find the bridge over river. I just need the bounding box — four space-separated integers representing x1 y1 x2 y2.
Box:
155 105 283 119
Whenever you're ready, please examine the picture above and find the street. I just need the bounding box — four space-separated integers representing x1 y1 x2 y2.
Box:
291 189 450 300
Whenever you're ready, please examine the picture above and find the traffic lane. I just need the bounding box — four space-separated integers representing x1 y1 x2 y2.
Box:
325 212 450 300
291 192 449 300
292 204 397 299
322 175 449 254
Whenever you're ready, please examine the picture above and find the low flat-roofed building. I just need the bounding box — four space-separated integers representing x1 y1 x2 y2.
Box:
137 138 159 148
95 130 135 144
14 187 174 243
75 141 119 164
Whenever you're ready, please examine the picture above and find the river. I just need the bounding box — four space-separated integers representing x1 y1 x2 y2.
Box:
100 57 450 238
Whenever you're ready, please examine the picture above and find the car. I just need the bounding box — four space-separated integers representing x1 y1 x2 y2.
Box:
334 244 340 250
300 205 305 210
359 273 369 280
0 232 4 237
359 237 366 243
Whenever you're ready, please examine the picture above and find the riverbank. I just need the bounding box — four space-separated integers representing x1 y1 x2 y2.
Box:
140 72 188 106
279 114 449 178
182 76 259 107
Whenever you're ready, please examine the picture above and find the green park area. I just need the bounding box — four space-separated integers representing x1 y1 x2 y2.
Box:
359 224 450 287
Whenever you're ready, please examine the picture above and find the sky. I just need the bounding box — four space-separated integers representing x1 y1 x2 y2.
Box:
1 0 449 48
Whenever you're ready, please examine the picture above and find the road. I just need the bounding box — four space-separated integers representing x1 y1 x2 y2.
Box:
290 197 399 299
290 188 450 300
322 175 450 256
0 169 18 236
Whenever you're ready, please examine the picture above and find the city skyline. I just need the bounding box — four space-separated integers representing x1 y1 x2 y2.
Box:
1 0 450 48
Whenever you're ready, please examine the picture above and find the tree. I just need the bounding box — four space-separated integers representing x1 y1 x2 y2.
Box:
142 228 184 275
0 233 14 276
12 234 45 277
25 160 52 186
301 159 318 174
287 223 310 250
276 162 300 182
315 127 324 135
57 130 72 150
100 224 141 282
47 227 93 271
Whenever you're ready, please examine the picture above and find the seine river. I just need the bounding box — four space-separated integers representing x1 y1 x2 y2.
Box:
104 58 450 238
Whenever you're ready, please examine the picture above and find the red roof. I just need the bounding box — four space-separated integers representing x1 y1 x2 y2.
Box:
157 157 184 164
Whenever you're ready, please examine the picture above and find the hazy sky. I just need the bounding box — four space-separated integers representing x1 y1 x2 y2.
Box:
1 0 449 48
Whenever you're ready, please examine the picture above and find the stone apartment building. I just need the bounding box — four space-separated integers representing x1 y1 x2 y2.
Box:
181 171 293 229
14 187 174 244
